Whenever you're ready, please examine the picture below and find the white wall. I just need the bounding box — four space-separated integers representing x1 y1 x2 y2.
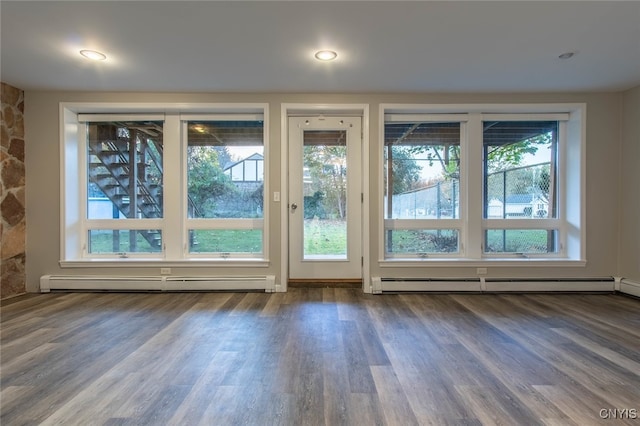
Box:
24 91 624 292
619 85 640 283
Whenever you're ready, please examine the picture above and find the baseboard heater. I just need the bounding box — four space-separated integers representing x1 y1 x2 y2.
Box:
40 275 276 293
372 277 615 294
373 278 482 293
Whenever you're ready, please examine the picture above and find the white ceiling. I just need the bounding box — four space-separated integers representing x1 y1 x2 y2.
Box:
2 1 639 93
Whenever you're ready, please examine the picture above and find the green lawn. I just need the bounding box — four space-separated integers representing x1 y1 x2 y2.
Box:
386 229 553 254
485 229 553 253
386 229 458 253
303 219 347 256
88 230 161 253
89 225 553 256
190 229 262 253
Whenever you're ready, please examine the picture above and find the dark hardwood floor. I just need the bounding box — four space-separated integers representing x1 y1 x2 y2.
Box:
1 289 639 425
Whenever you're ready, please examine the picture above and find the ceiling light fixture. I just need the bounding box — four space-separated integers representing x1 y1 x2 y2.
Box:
314 50 338 61
558 51 575 60
79 49 107 61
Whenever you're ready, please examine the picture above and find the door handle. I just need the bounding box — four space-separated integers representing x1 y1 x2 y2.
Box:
291 203 298 211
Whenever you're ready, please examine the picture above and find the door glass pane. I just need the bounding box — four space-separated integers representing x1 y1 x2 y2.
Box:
303 130 347 259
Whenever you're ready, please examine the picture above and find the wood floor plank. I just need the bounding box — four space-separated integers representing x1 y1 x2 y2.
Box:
340 319 377 393
552 326 640 374
39 370 133 425
533 384 626 425
346 392 386 426
370 365 420 426
1 290 638 425
322 350 351 425
448 295 623 416
528 294 640 339
260 291 286 317
500 301 639 390
382 340 475 424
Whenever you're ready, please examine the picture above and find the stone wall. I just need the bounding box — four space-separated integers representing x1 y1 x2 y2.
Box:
1 83 26 298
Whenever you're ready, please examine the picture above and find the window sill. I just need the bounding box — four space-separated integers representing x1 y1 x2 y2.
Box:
379 258 586 268
60 258 270 268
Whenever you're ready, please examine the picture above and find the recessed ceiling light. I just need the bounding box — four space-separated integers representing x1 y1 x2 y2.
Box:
314 50 338 61
558 52 576 60
80 49 107 61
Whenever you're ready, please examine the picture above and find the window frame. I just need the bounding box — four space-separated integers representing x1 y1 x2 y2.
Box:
379 104 586 267
60 103 269 267
181 114 266 259
78 114 166 260
382 114 468 259
481 114 567 259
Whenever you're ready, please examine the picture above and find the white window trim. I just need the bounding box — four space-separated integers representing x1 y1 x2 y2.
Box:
378 103 586 267
481 116 566 259
60 102 270 267
383 115 467 259
181 114 266 260
78 115 167 259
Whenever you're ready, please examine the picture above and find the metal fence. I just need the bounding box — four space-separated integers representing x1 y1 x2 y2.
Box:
385 162 555 253
386 180 459 219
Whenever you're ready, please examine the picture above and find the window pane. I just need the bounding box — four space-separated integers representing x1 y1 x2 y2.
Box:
384 122 460 219
189 229 262 253
87 121 164 219
187 120 264 219
484 121 557 219
485 229 557 253
88 230 162 253
385 229 459 254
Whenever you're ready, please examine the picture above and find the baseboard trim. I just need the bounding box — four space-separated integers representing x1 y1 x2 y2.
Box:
0 292 29 305
620 279 640 297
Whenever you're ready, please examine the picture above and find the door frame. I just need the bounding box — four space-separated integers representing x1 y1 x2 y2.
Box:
280 104 370 293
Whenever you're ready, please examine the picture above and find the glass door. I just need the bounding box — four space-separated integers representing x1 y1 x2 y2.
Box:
288 116 362 280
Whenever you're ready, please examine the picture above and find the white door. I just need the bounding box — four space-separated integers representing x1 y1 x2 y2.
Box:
288 116 362 280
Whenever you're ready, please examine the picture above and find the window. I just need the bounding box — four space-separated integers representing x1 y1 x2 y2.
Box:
82 116 165 258
382 105 585 264
184 118 264 257
483 120 559 255
383 119 464 257
62 105 268 264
